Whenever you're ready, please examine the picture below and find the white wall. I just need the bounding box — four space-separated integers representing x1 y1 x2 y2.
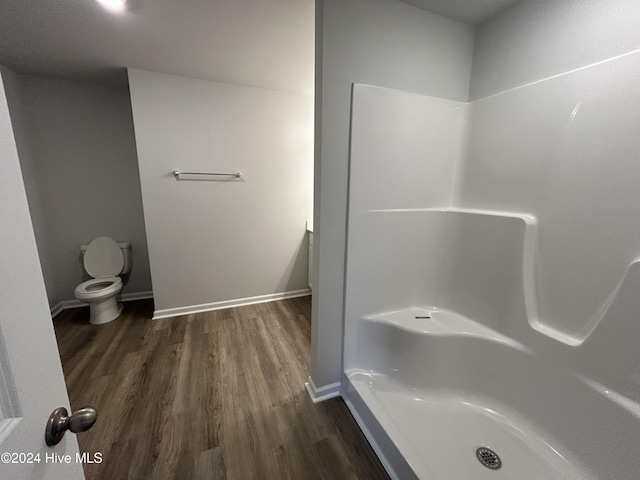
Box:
469 0 640 100
343 85 468 368
313 0 475 387
345 84 468 316
461 0 640 339
1 68 152 308
128 69 314 315
348 86 467 213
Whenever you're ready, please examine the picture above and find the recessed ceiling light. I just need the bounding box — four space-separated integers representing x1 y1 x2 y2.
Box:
97 0 127 12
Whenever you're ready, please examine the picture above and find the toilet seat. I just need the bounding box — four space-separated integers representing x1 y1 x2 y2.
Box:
75 276 122 300
84 237 124 278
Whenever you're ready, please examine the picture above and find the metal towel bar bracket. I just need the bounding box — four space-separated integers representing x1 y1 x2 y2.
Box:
173 170 242 179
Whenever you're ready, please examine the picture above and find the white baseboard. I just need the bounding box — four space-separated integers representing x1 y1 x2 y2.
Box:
50 291 154 318
304 375 341 403
50 302 65 318
118 291 154 302
152 288 311 320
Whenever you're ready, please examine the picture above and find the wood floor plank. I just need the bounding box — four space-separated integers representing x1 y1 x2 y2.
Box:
53 297 390 480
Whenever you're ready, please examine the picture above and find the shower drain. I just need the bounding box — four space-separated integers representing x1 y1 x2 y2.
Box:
476 447 502 470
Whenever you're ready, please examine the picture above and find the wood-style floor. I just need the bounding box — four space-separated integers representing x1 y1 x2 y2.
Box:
53 297 389 480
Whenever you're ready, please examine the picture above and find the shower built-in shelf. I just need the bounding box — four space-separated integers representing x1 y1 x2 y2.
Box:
365 307 525 350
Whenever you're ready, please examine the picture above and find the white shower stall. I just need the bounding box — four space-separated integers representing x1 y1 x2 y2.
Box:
341 42 640 480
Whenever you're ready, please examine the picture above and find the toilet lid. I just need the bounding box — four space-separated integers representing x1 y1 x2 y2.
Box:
84 236 124 278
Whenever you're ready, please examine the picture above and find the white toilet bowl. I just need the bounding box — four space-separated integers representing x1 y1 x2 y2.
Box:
74 237 130 325
75 276 123 325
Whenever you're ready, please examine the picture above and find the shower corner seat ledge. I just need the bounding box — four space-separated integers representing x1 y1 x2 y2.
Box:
364 307 527 351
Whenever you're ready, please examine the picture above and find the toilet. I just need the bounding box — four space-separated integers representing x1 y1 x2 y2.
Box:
74 236 132 325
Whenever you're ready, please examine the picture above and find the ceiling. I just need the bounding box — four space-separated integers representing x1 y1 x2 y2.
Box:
0 0 315 92
0 0 518 92
399 0 520 25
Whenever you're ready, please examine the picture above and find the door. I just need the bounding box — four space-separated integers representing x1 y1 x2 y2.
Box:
0 74 84 479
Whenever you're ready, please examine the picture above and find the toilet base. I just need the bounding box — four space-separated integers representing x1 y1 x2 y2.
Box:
89 297 123 325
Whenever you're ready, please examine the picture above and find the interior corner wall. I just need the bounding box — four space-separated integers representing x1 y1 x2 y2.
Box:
128 69 314 315
1 66 59 306
312 0 475 388
1 70 152 308
468 0 640 100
